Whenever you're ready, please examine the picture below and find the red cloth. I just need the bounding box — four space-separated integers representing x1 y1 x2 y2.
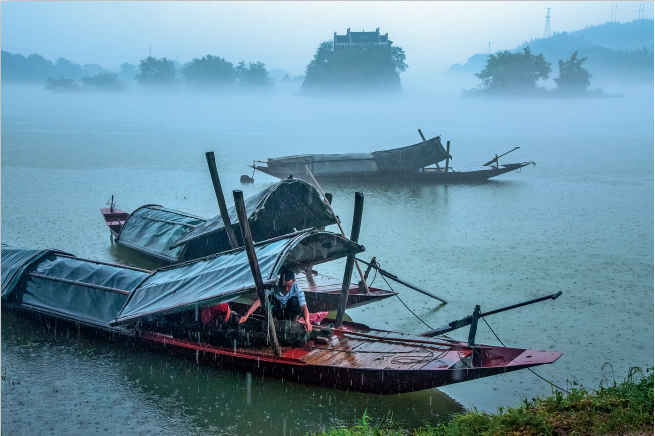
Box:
201 303 230 325
298 311 328 325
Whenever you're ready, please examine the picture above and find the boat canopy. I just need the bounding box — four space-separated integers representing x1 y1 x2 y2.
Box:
1 245 150 329
372 136 448 172
1 245 67 297
113 230 363 325
170 178 336 251
116 205 207 263
266 136 448 177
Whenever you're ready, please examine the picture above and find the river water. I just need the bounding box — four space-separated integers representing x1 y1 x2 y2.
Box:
2 81 653 435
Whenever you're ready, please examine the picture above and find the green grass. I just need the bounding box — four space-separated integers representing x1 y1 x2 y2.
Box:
312 367 654 436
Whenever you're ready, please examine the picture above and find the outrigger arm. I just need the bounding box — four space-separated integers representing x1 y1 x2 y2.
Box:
419 291 562 346
355 257 448 304
483 147 520 166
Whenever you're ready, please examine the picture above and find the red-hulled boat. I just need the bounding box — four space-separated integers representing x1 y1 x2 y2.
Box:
2 224 562 395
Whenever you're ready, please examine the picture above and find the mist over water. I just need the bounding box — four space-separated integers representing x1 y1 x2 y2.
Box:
2 78 653 433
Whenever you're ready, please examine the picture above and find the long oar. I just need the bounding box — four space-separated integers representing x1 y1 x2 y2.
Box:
305 165 370 294
483 147 520 166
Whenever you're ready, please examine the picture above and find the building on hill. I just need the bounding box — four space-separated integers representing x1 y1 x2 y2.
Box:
333 28 392 51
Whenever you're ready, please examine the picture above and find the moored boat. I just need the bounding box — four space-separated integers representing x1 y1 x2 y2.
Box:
1 225 562 394
100 178 338 264
250 132 534 182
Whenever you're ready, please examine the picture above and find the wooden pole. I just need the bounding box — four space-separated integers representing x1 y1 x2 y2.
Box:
304 166 369 294
206 152 239 249
445 140 451 173
335 192 364 328
356 257 448 304
418 129 427 172
419 129 439 169
233 190 281 356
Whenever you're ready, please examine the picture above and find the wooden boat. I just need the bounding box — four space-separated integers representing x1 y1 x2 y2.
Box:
1 225 562 395
100 178 338 264
100 195 130 238
250 132 534 182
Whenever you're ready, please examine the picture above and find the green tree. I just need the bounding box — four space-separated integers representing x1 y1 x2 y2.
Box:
55 57 84 80
45 76 80 91
554 51 592 93
181 55 235 88
475 46 551 93
2 51 58 83
235 61 274 88
301 40 407 94
135 56 177 85
80 73 125 92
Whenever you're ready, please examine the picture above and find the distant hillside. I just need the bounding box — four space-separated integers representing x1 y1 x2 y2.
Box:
448 19 654 82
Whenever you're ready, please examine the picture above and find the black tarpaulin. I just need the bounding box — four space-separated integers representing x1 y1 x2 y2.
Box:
170 178 336 255
113 230 363 325
372 136 448 172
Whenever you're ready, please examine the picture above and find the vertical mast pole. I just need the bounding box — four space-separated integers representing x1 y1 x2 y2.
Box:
335 192 364 328
445 140 451 172
233 190 281 356
206 152 239 249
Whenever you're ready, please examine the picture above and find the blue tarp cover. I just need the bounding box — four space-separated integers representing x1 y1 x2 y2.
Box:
114 230 362 324
116 206 207 263
2 246 151 328
1 245 63 298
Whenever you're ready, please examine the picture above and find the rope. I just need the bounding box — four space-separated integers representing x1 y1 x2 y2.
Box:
368 264 378 287
481 317 570 393
379 273 434 330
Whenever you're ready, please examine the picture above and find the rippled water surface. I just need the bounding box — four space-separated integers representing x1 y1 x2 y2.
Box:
2 83 653 434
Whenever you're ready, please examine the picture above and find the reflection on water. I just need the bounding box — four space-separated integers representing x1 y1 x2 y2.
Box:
1 312 463 435
2 84 653 433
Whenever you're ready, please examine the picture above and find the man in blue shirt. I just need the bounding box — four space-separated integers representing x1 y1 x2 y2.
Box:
238 270 312 332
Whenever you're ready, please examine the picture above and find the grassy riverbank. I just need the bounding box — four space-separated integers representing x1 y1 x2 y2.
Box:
314 367 654 436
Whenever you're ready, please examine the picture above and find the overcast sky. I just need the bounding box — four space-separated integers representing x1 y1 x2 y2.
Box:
2 1 651 79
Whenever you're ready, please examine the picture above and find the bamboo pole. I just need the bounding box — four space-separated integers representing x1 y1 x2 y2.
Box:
233 190 281 356
304 165 370 294
445 140 451 172
335 192 364 328
206 152 239 249
330 328 472 349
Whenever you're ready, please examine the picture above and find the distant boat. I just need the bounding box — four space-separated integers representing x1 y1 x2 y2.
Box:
2 232 562 395
251 134 534 182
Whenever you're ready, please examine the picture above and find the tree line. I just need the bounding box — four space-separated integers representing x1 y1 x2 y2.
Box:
468 46 600 96
2 41 409 94
1 51 278 92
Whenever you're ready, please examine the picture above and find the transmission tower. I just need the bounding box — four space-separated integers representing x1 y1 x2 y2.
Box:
543 8 551 39
639 4 644 19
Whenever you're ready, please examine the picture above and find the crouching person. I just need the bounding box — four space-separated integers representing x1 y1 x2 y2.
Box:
239 270 312 337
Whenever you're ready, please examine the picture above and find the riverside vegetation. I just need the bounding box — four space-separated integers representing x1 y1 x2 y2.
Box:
313 366 654 436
